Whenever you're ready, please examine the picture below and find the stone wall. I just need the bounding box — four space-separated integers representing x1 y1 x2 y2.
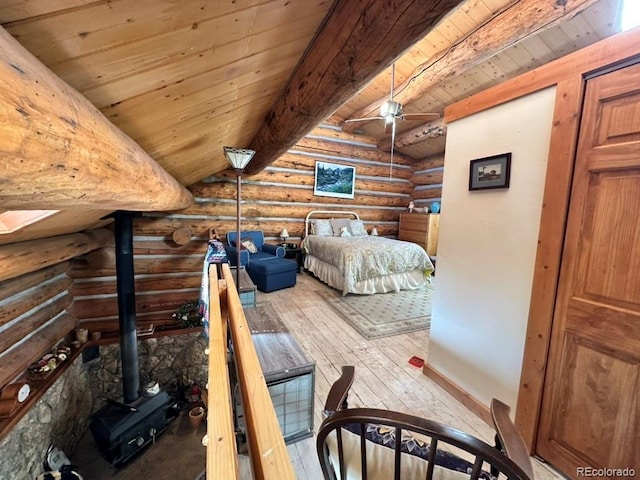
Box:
87 332 208 408
0 331 208 479
0 358 93 480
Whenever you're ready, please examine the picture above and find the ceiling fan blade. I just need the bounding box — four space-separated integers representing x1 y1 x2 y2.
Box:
344 116 384 123
400 113 440 121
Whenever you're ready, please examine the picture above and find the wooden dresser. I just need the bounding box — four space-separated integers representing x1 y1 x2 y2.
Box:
398 213 440 257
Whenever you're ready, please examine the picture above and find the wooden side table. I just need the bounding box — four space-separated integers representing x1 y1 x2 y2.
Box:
237 268 256 308
282 246 304 273
239 304 315 444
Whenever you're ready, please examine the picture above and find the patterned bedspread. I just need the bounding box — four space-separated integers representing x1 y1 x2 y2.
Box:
303 235 433 293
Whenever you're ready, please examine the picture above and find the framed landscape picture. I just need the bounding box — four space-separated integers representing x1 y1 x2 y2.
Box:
469 153 511 191
313 161 356 199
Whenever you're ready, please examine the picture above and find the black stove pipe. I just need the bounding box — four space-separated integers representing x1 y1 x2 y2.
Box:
114 211 140 404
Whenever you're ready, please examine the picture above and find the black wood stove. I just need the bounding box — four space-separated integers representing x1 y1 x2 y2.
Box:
89 392 171 465
89 212 172 466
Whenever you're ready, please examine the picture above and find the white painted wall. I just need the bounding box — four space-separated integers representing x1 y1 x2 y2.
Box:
428 87 557 410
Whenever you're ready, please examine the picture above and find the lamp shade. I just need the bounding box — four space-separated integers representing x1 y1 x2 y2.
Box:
223 146 255 170
280 228 289 239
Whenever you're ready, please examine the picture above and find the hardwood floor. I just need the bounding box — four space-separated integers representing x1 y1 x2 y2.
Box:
251 273 564 480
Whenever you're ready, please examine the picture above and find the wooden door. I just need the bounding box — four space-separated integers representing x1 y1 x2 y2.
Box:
536 63 640 477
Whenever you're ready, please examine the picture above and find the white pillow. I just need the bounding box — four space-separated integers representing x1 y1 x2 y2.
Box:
240 238 258 254
314 219 333 236
349 220 368 236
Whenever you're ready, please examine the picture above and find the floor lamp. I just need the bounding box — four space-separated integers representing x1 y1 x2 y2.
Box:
223 146 255 290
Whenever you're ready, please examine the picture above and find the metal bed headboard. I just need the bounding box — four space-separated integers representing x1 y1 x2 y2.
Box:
304 210 359 238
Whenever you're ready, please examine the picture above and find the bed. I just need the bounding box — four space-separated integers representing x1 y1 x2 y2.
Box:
302 210 434 295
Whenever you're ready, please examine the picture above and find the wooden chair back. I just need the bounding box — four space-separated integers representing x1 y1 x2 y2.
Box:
317 366 534 480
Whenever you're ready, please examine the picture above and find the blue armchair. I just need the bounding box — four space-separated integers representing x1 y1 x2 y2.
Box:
225 231 285 267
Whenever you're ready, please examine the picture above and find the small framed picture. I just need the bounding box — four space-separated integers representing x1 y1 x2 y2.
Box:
469 153 511 191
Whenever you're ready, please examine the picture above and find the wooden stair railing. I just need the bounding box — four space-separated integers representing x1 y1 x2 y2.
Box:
204 264 238 478
205 264 295 479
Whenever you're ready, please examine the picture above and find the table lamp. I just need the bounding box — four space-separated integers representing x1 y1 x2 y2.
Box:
280 228 290 246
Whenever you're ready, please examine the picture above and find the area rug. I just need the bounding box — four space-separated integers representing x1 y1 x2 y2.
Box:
317 283 433 340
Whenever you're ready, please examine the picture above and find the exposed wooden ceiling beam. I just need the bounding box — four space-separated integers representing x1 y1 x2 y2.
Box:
0 27 193 211
378 119 446 152
244 0 464 175
342 0 602 133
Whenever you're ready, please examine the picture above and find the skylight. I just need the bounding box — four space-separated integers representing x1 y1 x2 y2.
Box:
621 0 640 31
0 210 59 234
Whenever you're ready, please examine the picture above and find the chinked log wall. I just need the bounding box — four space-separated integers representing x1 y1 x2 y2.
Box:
0 230 110 391
66 124 403 329
67 123 444 330
411 154 444 210
183 123 415 241
68 236 205 334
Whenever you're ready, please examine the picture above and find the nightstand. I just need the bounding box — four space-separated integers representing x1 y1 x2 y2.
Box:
282 246 304 273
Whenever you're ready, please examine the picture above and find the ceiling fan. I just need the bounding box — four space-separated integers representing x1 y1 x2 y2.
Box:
344 63 439 177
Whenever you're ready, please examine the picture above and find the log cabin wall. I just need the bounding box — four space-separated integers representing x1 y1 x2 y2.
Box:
189 123 416 241
0 230 112 392
0 262 75 390
411 153 445 211
66 123 420 327
68 232 206 334
2 122 443 349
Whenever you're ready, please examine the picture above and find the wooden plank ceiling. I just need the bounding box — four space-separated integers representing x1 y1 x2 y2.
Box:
0 0 624 243
334 0 621 154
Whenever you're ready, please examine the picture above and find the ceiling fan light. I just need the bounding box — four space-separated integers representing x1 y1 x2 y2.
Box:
380 100 402 118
